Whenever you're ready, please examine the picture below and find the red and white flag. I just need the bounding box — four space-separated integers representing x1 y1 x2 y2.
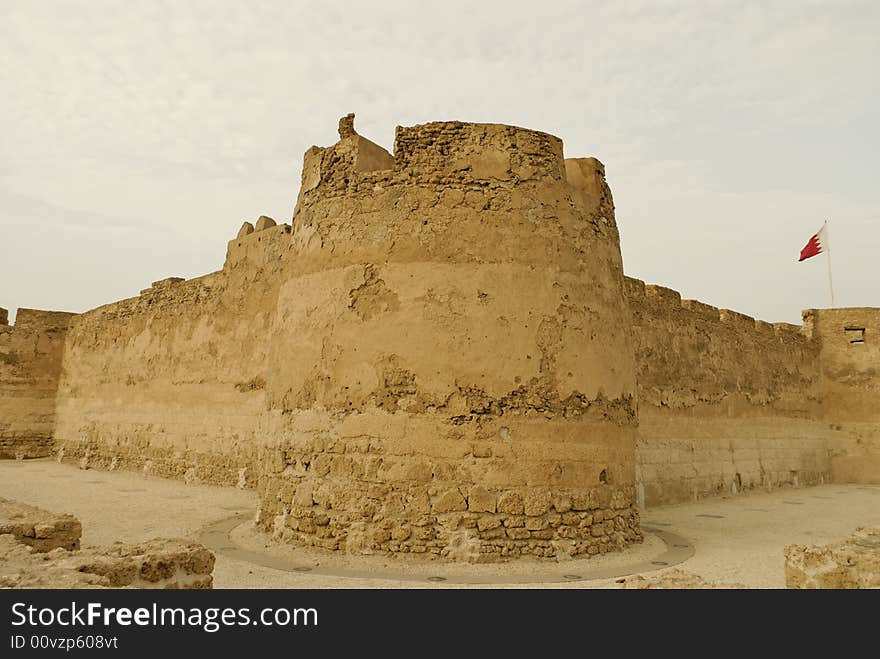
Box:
798 223 829 262
798 221 835 306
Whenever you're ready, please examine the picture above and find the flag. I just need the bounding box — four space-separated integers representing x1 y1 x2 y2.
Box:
798 223 829 262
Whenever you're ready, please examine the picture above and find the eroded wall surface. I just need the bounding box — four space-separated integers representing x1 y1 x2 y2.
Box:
625 278 828 507
805 308 880 483
0 309 76 458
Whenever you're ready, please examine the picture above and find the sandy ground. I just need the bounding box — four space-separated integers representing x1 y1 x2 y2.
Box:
1 459 878 588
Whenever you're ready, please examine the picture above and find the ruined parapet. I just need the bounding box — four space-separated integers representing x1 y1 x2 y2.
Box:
784 527 880 589
392 120 564 185
0 308 7 326
258 117 639 561
255 215 276 231
224 221 291 270
565 157 616 232
290 117 619 273
0 497 81 551
0 309 77 459
296 113 395 207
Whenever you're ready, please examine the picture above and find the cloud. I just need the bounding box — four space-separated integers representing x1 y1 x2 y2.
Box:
1 0 878 323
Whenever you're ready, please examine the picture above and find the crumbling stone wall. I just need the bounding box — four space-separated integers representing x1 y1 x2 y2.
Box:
626 278 829 507
0 535 215 589
0 497 82 551
804 308 880 484
0 309 76 458
0 498 214 588
256 119 640 561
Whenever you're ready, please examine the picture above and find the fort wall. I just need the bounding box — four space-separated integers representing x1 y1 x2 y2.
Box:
51 221 292 487
804 308 880 484
625 277 829 507
0 308 76 459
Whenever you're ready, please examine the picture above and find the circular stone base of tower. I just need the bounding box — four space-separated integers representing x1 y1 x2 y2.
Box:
257 410 641 562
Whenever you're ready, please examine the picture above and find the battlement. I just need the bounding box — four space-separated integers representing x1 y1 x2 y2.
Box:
624 276 809 345
392 121 565 184
224 218 291 270
8 308 78 333
295 115 574 212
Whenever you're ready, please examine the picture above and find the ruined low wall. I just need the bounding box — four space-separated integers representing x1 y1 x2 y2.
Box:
805 308 880 483
0 497 82 551
0 533 215 589
626 278 828 507
784 526 880 589
0 308 76 458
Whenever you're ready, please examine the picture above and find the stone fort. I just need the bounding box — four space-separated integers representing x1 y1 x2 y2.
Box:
2 116 878 562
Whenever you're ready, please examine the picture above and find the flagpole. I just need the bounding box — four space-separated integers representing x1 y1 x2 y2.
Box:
825 220 835 307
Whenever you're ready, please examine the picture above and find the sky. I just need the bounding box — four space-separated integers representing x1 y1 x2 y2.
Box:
1 0 878 324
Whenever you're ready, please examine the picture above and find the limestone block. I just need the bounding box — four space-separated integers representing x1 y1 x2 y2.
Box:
237 221 254 237
522 490 552 516
293 481 315 508
0 498 81 551
497 492 524 515
468 485 496 513
432 489 467 513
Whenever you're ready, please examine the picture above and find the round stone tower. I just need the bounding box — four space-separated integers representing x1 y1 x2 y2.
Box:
256 116 640 561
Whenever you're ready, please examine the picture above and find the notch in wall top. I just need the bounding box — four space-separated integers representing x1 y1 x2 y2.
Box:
645 284 682 305
773 322 809 344
754 319 775 335
681 299 719 320
719 308 755 327
623 277 646 299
